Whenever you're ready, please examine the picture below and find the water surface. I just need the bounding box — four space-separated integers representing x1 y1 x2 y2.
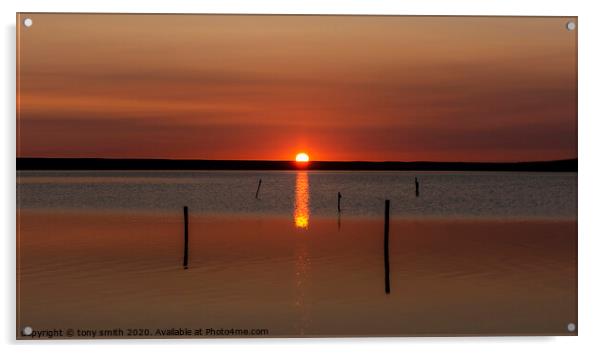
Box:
17 170 577 219
16 170 577 337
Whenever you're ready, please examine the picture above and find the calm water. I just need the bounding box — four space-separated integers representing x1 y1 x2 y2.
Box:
17 170 577 219
16 170 578 338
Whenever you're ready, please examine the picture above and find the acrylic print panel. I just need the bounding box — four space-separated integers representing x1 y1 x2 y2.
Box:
16 14 577 339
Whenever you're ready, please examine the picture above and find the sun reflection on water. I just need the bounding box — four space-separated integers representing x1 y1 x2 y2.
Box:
294 172 310 229
293 171 311 333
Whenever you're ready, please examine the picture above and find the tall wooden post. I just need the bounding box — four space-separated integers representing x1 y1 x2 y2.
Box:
183 206 189 269
384 199 390 294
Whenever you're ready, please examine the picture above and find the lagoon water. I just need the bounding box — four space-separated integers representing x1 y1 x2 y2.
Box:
17 170 577 219
17 170 577 337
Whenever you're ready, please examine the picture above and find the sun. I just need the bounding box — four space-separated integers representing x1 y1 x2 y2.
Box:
295 152 310 163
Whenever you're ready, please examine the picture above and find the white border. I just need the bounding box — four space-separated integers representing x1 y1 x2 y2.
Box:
2 1 601 352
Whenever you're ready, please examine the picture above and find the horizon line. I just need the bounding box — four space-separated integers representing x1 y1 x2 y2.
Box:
16 157 577 172
16 157 578 164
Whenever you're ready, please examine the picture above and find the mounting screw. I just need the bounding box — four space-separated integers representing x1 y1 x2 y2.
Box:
22 326 33 336
566 21 576 31
567 323 576 332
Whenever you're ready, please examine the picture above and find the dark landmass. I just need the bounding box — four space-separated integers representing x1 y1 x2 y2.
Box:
16 158 577 172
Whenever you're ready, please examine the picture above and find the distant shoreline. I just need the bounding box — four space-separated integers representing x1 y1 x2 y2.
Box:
16 158 577 172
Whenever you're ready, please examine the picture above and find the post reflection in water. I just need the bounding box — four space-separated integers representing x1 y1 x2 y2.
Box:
294 172 310 229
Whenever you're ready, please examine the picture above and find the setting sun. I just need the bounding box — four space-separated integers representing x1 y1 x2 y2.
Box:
295 153 310 163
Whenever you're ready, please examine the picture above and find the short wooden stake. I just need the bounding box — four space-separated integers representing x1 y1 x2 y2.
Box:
415 177 420 197
384 199 390 294
255 178 262 199
183 206 189 269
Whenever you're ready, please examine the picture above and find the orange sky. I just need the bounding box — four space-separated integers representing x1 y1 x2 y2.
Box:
17 14 577 162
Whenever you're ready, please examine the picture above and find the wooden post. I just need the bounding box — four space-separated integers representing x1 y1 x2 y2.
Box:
255 178 262 199
384 199 390 294
337 192 342 213
183 206 189 269
415 177 420 197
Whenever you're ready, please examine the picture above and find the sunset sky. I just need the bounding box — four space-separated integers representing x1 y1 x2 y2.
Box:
17 14 577 162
